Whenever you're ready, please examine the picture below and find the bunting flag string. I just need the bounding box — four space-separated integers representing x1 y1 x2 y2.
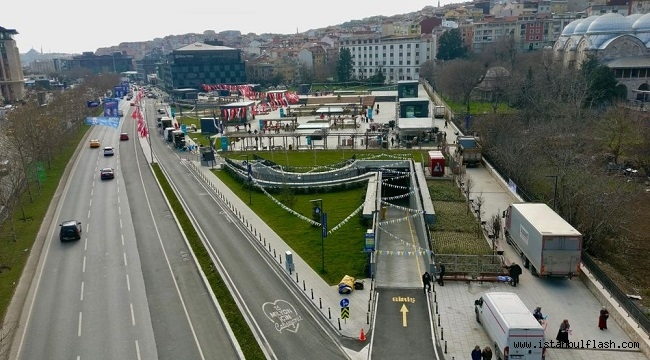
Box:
378 211 423 226
377 224 432 254
381 190 415 201
375 249 432 257
381 173 411 180
327 203 364 235
381 182 410 190
381 169 411 176
254 179 321 227
380 201 424 214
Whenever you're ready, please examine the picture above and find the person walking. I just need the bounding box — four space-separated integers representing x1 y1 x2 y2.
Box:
599 306 609 330
422 272 432 293
444 119 448 128
471 345 482 360
555 319 571 347
481 346 493 360
503 262 522 287
437 264 446 286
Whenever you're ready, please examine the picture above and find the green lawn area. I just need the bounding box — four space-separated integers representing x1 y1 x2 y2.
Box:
427 179 492 255
442 99 514 116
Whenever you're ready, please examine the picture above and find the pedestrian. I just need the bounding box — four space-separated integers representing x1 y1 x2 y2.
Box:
437 264 446 286
481 346 493 360
422 272 432 293
533 307 544 323
599 306 609 330
555 319 571 347
503 262 522 287
390 137 395 147
444 120 448 128
471 345 482 360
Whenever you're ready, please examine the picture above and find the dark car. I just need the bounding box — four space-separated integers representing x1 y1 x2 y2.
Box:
100 168 115 180
60 220 82 241
120 133 129 141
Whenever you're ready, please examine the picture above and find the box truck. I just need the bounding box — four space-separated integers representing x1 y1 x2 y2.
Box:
456 136 482 167
434 105 445 118
503 203 582 277
475 292 546 360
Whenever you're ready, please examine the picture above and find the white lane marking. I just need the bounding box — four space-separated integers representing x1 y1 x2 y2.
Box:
89 198 92 207
119 207 122 215
80 281 84 301
135 340 141 360
86 223 90 233
130 303 136 326
123 253 128 267
84 238 87 251
121 234 125 246
77 356 80 360
87 210 91 219
78 312 82 337
82 256 86 273
91 188 94 197
120 219 123 229
126 274 131 292
118 196 120 204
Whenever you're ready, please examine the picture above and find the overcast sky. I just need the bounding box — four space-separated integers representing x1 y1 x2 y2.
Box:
2 1 457 54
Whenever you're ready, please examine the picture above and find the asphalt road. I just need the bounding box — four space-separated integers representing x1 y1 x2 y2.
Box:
13 98 241 360
16 123 158 360
146 107 351 359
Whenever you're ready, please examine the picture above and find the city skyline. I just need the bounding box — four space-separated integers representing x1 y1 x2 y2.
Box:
2 1 458 54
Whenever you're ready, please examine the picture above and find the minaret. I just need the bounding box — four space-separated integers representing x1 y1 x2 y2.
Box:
438 0 440 8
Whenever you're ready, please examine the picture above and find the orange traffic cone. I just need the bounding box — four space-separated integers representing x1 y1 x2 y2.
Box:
359 328 366 342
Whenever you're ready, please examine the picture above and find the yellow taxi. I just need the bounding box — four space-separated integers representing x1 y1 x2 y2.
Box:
89 139 100 148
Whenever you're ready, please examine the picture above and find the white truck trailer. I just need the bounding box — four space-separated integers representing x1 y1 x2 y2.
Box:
475 292 546 360
433 105 445 118
503 203 582 277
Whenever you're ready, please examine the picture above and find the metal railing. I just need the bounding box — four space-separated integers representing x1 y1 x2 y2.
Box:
581 253 650 337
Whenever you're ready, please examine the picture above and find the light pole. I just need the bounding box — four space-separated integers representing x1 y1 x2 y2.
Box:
244 154 252 205
310 199 325 273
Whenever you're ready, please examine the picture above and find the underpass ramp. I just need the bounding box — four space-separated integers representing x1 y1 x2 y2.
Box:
371 288 435 360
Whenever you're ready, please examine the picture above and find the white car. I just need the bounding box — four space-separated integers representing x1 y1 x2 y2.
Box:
103 147 114 156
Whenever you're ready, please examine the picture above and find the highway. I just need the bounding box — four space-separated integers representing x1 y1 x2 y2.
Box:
144 99 352 359
13 99 241 360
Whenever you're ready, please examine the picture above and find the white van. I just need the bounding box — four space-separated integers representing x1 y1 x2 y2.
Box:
474 292 546 360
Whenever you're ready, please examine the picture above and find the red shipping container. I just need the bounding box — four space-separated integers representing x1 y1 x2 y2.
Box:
428 151 445 177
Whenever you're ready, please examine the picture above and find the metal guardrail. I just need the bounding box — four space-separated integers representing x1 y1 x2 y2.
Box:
581 253 650 337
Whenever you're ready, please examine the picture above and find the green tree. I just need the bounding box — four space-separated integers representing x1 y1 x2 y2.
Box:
367 70 386 85
336 48 353 82
437 29 467 61
581 55 627 107
418 60 437 88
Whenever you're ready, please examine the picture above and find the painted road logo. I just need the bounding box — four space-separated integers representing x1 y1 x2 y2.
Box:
263 300 303 333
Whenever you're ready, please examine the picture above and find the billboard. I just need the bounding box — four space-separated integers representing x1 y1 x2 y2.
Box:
103 98 119 117
85 117 120 129
200 117 221 134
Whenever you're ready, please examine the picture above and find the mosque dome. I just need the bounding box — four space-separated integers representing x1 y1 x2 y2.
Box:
561 18 584 36
573 15 599 36
586 13 631 35
632 12 650 32
626 13 643 24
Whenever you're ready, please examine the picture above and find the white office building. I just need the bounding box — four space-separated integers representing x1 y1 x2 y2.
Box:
340 34 437 84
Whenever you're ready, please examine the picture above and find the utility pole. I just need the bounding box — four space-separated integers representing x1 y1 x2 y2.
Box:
546 175 559 211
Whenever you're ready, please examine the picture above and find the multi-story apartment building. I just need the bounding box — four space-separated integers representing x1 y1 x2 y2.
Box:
517 14 554 51
0 26 25 103
297 43 337 81
339 34 436 84
157 41 246 92
472 16 519 52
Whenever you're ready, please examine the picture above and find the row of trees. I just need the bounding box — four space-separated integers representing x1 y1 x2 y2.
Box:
0 74 119 239
422 42 649 279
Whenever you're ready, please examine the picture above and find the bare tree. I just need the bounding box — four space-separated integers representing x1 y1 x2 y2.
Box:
437 59 488 115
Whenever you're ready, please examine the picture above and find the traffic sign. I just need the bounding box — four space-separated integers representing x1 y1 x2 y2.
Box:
340 298 349 308
341 306 350 320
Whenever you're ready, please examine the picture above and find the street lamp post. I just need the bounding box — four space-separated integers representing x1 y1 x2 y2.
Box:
310 199 325 273
245 154 252 205
546 175 558 211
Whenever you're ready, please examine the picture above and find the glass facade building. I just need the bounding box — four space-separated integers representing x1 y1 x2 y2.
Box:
159 42 246 93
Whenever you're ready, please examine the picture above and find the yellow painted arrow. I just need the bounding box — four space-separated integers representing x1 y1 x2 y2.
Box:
400 303 409 327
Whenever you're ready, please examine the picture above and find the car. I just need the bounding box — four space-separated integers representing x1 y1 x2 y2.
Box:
89 139 100 148
60 220 82 241
130 102 135 106
157 108 166 114
120 133 129 141
118 109 124 117
100 167 115 180
103 146 114 156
